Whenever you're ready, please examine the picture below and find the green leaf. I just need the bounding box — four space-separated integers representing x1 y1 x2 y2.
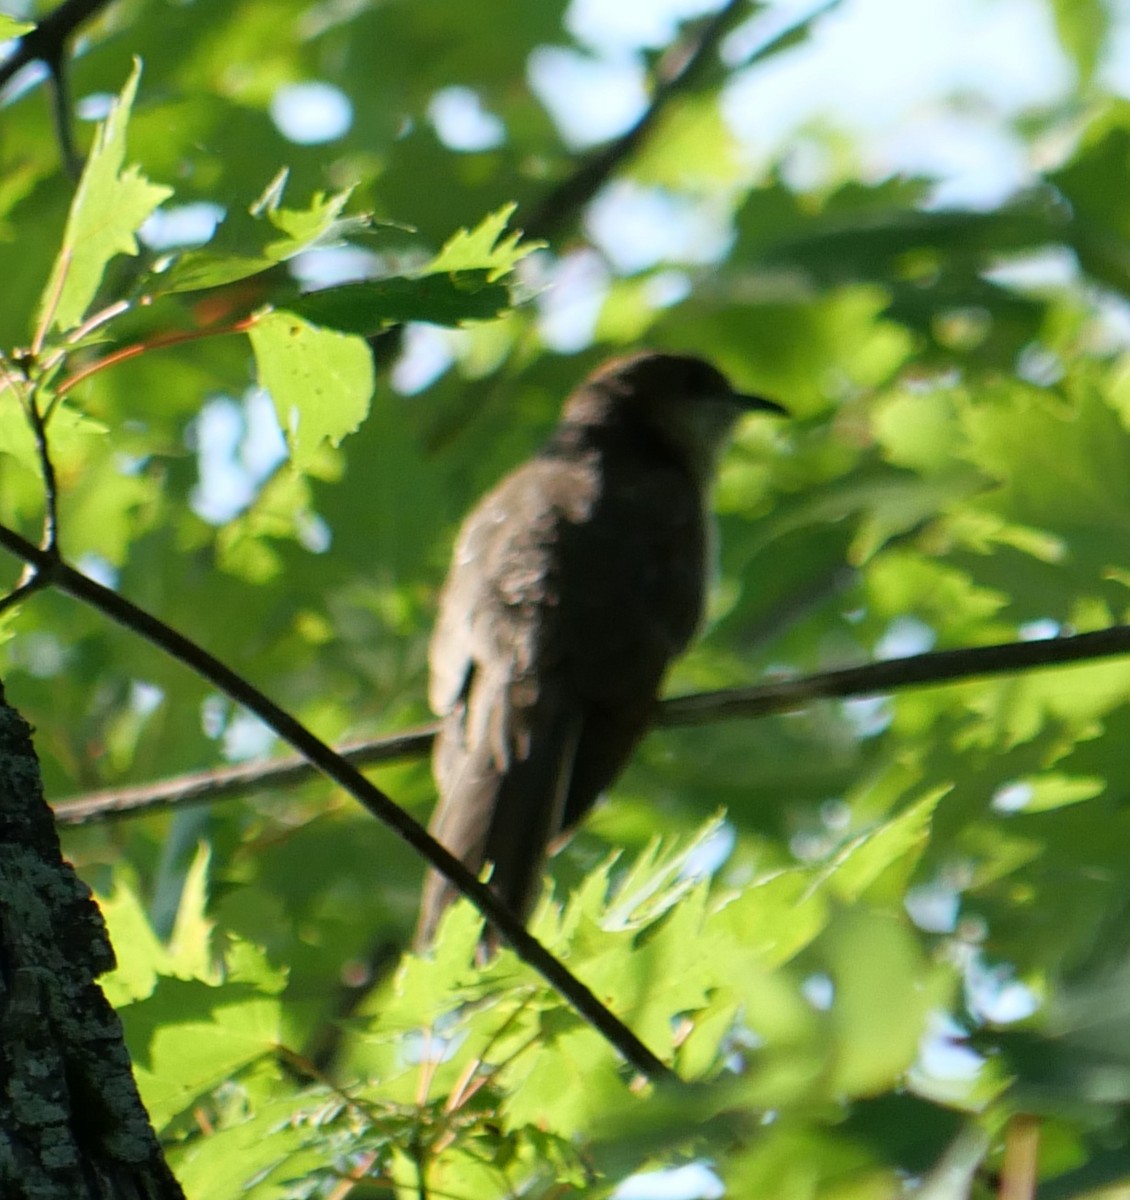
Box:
1048 113 1130 293
247 311 374 468
502 1018 629 1137
120 939 286 1129
59 466 160 566
286 272 513 331
587 884 722 1056
0 394 105 472
957 379 1130 598
426 202 540 280
714 866 830 967
0 15 33 38
278 204 533 334
819 908 938 1097
160 176 357 293
215 468 318 583
125 981 283 1128
97 881 175 1006
1049 0 1109 85
170 1089 324 1200
630 96 746 189
600 815 729 928
167 843 215 979
816 787 948 904
1000 773 1104 814
37 62 172 334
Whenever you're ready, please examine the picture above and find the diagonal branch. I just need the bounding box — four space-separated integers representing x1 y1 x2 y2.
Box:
523 0 841 241
524 0 748 241
0 520 672 1082
51 623 1130 827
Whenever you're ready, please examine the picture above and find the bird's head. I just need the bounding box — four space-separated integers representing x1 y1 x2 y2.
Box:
563 351 787 481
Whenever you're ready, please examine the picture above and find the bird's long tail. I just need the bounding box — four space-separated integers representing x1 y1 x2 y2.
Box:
414 705 581 951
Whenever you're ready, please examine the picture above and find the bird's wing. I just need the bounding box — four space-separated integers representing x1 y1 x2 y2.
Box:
418 459 594 943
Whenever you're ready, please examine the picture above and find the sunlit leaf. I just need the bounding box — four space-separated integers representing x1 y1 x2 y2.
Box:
0 14 33 38
1049 0 1109 85
247 311 374 468
37 62 172 335
426 202 540 280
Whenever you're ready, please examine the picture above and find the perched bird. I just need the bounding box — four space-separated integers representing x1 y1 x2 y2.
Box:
415 351 786 948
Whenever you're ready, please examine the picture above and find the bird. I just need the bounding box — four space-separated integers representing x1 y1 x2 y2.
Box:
415 351 786 949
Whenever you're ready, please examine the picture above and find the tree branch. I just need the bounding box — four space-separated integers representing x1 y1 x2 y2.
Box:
0 521 672 1082
656 625 1130 725
524 0 748 241
51 623 1130 827
523 0 841 241
43 47 82 180
0 0 117 91
0 0 119 174
54 728 436 825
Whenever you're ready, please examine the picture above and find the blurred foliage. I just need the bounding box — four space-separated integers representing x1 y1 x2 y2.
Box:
2 0 1130 1196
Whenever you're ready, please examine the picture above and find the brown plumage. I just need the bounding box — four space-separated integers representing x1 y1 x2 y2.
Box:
415 352 785 948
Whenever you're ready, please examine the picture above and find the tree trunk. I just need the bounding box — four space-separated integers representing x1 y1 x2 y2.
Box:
0 682 184 1199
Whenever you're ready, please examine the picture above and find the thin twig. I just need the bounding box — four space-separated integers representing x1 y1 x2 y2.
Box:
0 573 48 617
0 359 58 603
0 0 117 179
44 50 81 180
31 248 71 357
65 298 132 346
0 0 117 92
22 387 61 556
51 624 1130 827
999 1115 1040 1200
0 521 672 1082
55 318 252 396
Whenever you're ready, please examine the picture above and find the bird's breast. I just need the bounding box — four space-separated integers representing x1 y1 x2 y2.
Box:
548 449 708 700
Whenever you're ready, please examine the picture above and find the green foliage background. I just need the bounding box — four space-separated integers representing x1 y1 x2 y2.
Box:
3 0 1130 1196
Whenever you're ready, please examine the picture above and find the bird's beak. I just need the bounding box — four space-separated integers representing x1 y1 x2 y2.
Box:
731 391 788 416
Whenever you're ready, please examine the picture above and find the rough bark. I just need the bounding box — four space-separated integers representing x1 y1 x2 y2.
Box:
0 682 184 1199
